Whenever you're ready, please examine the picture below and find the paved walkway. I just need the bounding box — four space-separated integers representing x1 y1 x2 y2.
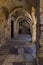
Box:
0 34 42 65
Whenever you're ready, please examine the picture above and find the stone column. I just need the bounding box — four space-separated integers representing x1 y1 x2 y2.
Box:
31 7 37 43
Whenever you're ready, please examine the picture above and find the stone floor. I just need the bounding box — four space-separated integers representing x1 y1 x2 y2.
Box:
0 35 43 65
0 43 36 65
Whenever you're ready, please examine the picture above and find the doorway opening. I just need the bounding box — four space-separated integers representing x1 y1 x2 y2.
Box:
11 20 14 38
18 19 31 36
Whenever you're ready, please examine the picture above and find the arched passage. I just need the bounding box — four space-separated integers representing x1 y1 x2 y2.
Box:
19 19 31 34
9 8 33 37
14 16 32 37
9 7 37 42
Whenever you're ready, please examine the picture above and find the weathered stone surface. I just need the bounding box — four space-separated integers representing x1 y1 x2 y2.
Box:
0 0 39 45
18 47 24 55
0 0 37 12
4 55 16 62
0 55 6 62
15 55 24 62
26 62 35 65
24 54 34 61
0 7 10 45
2 62 13 65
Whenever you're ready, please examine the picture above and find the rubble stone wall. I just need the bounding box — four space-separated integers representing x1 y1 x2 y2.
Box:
0 7 10 46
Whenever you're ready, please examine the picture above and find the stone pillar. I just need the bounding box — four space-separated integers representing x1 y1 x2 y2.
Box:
31 7 37 43
0 7 9 45
14 19 19 37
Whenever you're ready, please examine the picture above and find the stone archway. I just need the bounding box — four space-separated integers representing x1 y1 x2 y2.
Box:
9 7 36 43
14 16 32 37
10 8 33 37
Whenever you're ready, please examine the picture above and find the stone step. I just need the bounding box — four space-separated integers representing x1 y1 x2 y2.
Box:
9 43 34 48
14 34 32 42
8 34 32 43
7 41 32 48
8 39 31 43
6 38 32 47
2 61 36 65
2 54 35 64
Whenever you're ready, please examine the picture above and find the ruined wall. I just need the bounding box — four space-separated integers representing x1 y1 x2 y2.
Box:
0 7 10 46
0 0 38 45
0 0 36 13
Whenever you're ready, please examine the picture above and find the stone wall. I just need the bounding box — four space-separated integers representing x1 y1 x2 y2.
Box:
0 7 10 46
0 0 36 13
0 0 41 45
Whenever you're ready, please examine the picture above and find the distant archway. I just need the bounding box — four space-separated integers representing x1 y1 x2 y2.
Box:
9 7 33 37
14 16 32 36
9 7 37 43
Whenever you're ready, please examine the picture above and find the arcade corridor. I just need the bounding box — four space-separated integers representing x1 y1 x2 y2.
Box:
0 0 43 65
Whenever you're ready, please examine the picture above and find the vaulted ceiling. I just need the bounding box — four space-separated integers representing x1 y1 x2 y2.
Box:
0 0 37 13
